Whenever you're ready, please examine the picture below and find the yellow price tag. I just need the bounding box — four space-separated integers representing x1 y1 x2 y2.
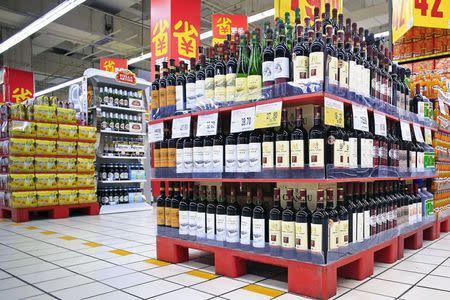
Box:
254 102 282 129
413 0 450 30
324 97 344 128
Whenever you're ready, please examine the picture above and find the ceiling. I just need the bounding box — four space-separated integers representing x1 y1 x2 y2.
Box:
0 0 389 93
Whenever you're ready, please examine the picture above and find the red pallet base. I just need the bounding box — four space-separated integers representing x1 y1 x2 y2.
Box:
397 221 438 259
157 235 397 299
437 215 450 233
0 203 100 222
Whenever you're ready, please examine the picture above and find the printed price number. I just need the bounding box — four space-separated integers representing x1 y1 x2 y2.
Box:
197 113 218 136
413 0 449 29
230 106 255 133
324 97 344 128
400 121 412 142
172 116 191 138
148 123 164 143
254 101 283 129
374 112 387 137
415 0 444 18
352 104 369 132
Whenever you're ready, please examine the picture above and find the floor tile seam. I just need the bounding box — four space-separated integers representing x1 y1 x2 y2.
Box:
78 284 142 300
167 283 226 299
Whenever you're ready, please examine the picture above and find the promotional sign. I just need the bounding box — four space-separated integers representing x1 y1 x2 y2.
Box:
150 0 201 78
172 116 191 138
392 0 414 43
255 101 282 129
115 69 137 85
212 14 248 45
148 123 164 143
230 106 256 133
99 58 128 73
197 113 218 136
275 0 343 24
1 67 34 103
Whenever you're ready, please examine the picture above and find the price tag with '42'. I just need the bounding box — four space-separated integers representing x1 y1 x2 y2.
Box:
148 122 164 143
172 116 191 138
197 113 218 136
230 106 255 133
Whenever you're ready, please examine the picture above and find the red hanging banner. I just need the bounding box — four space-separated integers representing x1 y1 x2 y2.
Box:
1 67 34 103
212 14 248 45
99 58 128 72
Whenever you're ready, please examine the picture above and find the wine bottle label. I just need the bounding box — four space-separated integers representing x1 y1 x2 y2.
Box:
212 145 224 173
226 215 240 243
293 55 309 82
235 77 248 102
409 151 416 169
196 212 206 238
165 207 172 226
360 139 374 168
398 150 408 172
206 213 215 239
338 60 349 89
339 220 349 247
157 207 165 226
328 56 339 86
252 218 265 248
343 140 350 168
262 141 274 169
247 75 262 100
168 148 176 168
193 146 204 170
352 213 357 242
417 152 424 171
248 142 262 172
171 208 179 228
205 78 215 103
240 216 251 245
290 140 304 168
166 86 176 106
214 75 226 103
281 221 295 249
309 52 324 81
333 139 345 168
183 147 193 172
160 148 168 168
363 68 371 97
364 210 370 239
225 144 237 173
310 223 323 252
274 57 290 79
186 83 196 109
295 222 308 250
275 140 290 169
309 139 325 168
159 88 167 107
262 61 275 82
216 214 226 241
154 149 161 168
356 65 365 95
328 220 339 250
357 212 364 242
176 85 184 111
176 148 184 173
195 80 205 105
348 61 358 93
226 73 236 103
179 210 189 235
269 219 281 246
236 143 249 172
417 203 422 222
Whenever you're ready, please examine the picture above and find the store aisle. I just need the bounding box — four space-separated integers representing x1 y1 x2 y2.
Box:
0 209 449 300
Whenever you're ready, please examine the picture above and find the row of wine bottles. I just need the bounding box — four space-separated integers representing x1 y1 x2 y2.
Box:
153 105 435 174
156 181 434 253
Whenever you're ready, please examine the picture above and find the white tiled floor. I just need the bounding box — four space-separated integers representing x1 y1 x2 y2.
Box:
0 209 449 299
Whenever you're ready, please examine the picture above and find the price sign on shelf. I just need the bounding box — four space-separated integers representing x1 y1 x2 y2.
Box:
324 97 344 128
254 101 283 129
424 128 432 145
172 116 191 138
230 106 255 133
413 124 425 143
352 104 369 132
438 99 447 115
148 122 164 143
374 112 387 137
197 113 218 136
400 121 412 142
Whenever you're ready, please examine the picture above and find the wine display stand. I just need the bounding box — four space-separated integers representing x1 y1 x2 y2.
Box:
0 202 100 223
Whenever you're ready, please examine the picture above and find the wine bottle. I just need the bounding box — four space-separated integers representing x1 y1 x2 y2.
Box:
344 183 356 243
295 188 311 250
166 59 177 116
275 109 290 170
165 183 174 227
359 183 370 240
269 187 282 248
262 22 275 88
151 65 160 117
225 131 237 173
206 186 217 240
274 22 291 87
241 187 254 245
203 134 213 173
179 183 190 235
176 137 184 174
324 26 338 92
205 47 215 108
326 189 339 250
311 189 329 254
281 188 296 249
262 129 275 171
248 31 262 101
309 20 325 86
252 187 266 248
336 187 349 247
309 105 326 168
186 58 197 110
226 186 240 243
193 125 204 172
226 41 238 103
196 186 207 238
292 25 309 83
159 62 168 117
212 121 224 173
188 185 199 236
214 45 226 105
156 182 166 226
236 35 249 102
216 185 227 241
175 62 186 112
336 19 349 95
248 130 262 173
196 47 206 108
236 131 249 173
171 182 182 228
290 107 308 169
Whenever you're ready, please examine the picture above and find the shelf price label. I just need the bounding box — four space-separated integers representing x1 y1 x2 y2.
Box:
197 113 218 136
230 106 255 133
424 127 432 145
438 98 447 115
352 104 369 132
413 124 425 143
324 97 344 128
172 117 191 138
148 122 164 143
400 121 412 141
373 112 387 137
254 101 283 129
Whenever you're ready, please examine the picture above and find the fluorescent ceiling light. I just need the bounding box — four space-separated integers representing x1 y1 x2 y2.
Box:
200 31 213 40
34 76 83 96
128 52 152 65
0 0 86 54
248 9 275 23
374 31 389 39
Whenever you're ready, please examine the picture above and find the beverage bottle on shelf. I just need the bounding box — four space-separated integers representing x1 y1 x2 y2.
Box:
360 40 371 99
175 61 186 113
156 182 166 226
345 110 358 169
353 183 364 242
182 126 194 174
275 109 290 171
385 49 393 105
411 84 424 116
274 22 291 87
262 128 275 171
344 183 356 243
226 41 237 103
226 185 241 243
237 130 249 173
324 25 338 92
325 188 339 250
387 183 396 229
295 188 311 250
359 183 370 240
204 47 215 108
203 133 213 173
248 31 262 101
196 47 206 108
292 24 309 83
311 189 329 254
336 187 349 247
326 117 345 168
186 58 197 110
269 187 282 249
166 59 177 116
112 88 119 106
225 130 237 173
214 45 226 105
262 22 275 88
175 136 184 173
309 105 326 169
179 183 190 235
165 183 174 227
241 186 254 245
368 182 377 236
253 187 266 248
337 20 349 95
290 107 308 170
248 129 262 173
281 188 296 250
236 35 249 102
309 19 325 86
206 186 217 240
193 126 204 172
212 121 224 173
171 182 182 228
216 185 227 241
196 186 207 238
188 185 199 236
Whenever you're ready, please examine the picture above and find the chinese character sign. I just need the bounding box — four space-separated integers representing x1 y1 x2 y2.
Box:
1 67 34 103
274 0 343 23
152 19 170 57
212 14 248 45
173 20 199 58
99 58 128 73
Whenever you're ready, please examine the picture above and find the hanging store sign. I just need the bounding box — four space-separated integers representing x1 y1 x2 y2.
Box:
1 67 34 103
99 58 128 73
115 70 137 85
212 14 248 45
274 0 343 24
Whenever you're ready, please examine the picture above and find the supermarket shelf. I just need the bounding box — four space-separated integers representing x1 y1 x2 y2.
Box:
397 51 450 64
98 179 146 184
98 105 146 113
1 187 95 192
99 202 152 214
100 130 146 136
150 177 400 183
98 155 146 160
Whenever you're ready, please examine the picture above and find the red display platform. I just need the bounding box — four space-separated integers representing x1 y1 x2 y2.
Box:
0 203 100 222
157 234 398 299
437 215 450 233
397 220 438 259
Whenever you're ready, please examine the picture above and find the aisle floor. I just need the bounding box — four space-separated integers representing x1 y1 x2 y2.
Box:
0 208 449 300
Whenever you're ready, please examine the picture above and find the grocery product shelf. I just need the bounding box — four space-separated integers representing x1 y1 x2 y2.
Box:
100 130 146 136
98 155 146 160
150 177 400 183
99 202 152 214
98 179 146 184
98 105 146 113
